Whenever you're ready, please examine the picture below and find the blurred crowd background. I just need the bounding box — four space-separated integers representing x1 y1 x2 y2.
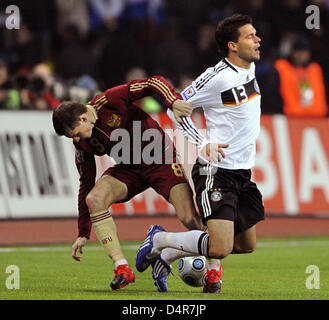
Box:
0 0 328 115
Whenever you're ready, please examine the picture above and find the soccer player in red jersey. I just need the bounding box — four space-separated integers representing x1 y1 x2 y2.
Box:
52 75 204 290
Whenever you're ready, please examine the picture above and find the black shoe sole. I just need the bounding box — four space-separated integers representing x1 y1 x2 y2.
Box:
110 274 134 290
203 281 222 293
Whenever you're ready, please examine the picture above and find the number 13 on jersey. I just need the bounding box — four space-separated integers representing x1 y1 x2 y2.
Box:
232 85 248 105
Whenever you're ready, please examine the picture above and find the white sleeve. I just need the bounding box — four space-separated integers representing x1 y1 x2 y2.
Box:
167 75 220 150
167 108 209 152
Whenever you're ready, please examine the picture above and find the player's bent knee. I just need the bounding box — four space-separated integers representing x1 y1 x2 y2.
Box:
86 191 108 211
208 245 232 259
247 243 257 253
180 215 200 230
175 208 201 230
233 243 256 254
181 217 193 230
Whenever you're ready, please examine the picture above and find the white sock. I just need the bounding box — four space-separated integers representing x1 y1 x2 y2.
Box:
114 259 128 268
206 258 221 270
160 248 196 266
153 230 204 254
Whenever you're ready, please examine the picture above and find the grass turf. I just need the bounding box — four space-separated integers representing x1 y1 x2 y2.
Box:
0 236 328 300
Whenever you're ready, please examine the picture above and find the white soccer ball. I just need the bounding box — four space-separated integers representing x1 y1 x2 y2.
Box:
177 256 207 287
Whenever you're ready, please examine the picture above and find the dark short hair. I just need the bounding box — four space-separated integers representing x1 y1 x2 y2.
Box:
215 14 253 57
52 101 87 136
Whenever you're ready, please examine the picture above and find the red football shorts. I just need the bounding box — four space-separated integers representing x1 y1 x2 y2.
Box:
102 162 187 201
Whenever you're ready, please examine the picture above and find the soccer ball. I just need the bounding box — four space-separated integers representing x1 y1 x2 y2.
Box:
177 256 207 287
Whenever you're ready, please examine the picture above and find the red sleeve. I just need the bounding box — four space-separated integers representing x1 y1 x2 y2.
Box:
127 75 182 108
74 146 96 239
93 76 181 111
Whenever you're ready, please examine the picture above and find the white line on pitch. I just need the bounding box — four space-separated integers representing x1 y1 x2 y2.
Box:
0 240 329 253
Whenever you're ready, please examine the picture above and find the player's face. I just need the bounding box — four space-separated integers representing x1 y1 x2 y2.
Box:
66 113 94 142
235 24 261 63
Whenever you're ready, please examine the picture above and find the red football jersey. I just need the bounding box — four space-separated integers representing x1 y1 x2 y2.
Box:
74 76 181 238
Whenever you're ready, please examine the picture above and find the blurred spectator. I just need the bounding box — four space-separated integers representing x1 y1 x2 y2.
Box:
152 17 195 86
33 63 55 89
165 0 212 43
3 23 44 73
278 31 299 58
1 0 55 71
310 0 329 101
120 0 165 31
0 63 60 111
95 0 165 88
0 60 10 88
0 1 328 113
27 76 57 110
55 0 90 38
192 23 219 75
121 0 165 47
68 74 100 104
272 0 308 35
28 63 60 110
97 24 145 88
269 37 327 116
55 25 97 80
89 0 124 31
125 66 147 82
0 60 20 110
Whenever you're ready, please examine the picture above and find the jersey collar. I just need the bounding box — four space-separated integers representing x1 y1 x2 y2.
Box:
223 58 253 73
222 58 238 73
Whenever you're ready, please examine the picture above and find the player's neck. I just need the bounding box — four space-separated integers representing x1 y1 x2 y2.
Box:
226 55 251 69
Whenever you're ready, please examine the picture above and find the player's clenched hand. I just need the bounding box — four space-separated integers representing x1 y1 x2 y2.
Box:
201 143 229 163
71 237 88 261
172 100 192 124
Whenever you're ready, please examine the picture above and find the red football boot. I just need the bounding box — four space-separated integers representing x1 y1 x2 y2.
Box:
110 264 135 290
203 264 223 293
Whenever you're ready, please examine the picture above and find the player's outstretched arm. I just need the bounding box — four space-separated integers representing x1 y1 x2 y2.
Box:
128 75 184 109
72 237 88 261
74 147 96 241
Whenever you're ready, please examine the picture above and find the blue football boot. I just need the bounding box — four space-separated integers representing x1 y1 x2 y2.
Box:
135 224 165 272
152 255 172 292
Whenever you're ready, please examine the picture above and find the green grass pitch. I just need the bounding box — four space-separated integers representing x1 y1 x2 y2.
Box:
0 236 328 300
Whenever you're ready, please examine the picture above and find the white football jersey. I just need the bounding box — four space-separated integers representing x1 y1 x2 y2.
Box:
167 58 261 169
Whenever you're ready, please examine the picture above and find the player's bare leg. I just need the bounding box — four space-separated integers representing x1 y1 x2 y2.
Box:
206 219 234 259
198 218 232 293
168 183 205 231
233 225 257 254
85 175 135 290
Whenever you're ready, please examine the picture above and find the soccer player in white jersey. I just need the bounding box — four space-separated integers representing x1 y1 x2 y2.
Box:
136 14 265 293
